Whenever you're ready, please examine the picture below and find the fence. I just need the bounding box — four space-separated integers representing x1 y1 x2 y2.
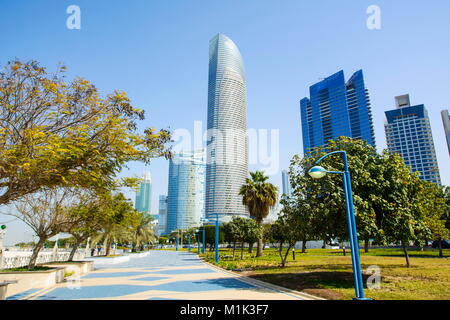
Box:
2 250 86 270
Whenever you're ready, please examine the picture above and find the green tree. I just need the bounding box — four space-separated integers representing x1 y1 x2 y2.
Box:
239 171 278 257
0 60 171 206
130 213 156 252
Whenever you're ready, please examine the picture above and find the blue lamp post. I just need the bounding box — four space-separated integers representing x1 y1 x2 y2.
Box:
195 230 200 254
175 235 179 251
187 234 191 252
202 226 206 254
308 151 368 300
215 214 220 263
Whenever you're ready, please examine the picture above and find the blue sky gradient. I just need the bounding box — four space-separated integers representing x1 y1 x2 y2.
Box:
1 0 449 244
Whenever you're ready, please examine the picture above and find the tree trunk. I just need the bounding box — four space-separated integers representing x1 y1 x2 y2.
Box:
322 240 326 249
302 239 307 253
68 238 83 261
256 238 263 257
232 241 236 258
241 242 244 260
28 237 47 269
281 244 293 267
105 237 113 256
364 238 369 253
438 240 443 258
341 242 346 256
248 242 253 254
402 241 411 268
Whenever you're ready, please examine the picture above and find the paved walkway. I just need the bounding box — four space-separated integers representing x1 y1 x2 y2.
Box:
8 251 319 300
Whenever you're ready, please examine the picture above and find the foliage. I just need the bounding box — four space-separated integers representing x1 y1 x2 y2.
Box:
239 171 278 257
0 60 171 206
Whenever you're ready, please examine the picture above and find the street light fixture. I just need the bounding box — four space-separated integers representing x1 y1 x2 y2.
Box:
307 151 369 300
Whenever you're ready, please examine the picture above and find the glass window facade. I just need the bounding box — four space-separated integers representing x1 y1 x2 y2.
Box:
300 70 376 154
167 151 206 233
385 96 441 185
206 34 248 221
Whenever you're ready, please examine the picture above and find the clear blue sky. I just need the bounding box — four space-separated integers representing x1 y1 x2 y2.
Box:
1 0 449 245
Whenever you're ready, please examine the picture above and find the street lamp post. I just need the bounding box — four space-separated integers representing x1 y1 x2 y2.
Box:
187 234 191 252
308 151 368 300
215 214 219 264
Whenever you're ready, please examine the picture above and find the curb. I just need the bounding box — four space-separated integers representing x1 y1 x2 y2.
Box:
199 258 325 301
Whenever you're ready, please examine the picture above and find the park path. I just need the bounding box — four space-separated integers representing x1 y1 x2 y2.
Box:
7 250 320 300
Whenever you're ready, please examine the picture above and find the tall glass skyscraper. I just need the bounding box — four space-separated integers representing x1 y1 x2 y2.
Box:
442 110 450 156
206 33 248 221
385 95 441 185
135 171 152 215
167 151 206 233
300 70 376 154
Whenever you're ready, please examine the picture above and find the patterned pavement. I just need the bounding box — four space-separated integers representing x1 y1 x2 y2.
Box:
9 251 318 300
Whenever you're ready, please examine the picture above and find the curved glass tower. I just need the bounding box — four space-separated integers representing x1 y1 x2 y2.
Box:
206 33 248 221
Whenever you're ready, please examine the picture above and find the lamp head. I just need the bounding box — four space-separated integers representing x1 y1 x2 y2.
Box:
308 166 327 179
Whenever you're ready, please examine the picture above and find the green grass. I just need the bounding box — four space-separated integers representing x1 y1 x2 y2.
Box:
0 266 52 272
199 247 450 300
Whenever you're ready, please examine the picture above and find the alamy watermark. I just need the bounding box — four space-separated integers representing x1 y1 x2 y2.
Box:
66 5 81 30
367 5 381 30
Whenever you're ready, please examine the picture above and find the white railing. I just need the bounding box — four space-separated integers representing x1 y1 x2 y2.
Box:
2 250 86 270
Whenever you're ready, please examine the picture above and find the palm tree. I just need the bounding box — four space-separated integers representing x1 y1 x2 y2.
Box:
239 171 278 257
131 213 157 252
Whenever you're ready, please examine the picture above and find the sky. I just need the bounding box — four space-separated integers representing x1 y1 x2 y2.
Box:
0 0 449 245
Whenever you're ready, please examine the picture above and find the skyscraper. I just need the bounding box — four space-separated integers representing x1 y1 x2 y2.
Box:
281 170 292 197
385 95 441 185
157 195 168 236
206 33 248 221
300 70 376 154
167 151 206 233
135 171 152 215
442 110 450 156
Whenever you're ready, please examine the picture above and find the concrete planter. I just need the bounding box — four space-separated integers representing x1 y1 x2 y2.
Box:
0 267 65 298
42 261 94 277
84 255 130 265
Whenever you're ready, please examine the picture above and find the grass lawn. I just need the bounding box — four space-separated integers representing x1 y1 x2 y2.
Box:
200 247 450 300
0 266 52 272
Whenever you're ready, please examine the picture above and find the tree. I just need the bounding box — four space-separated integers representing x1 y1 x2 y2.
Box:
0 60 171 206
130 213 156 252
270 214 301 267
12 188 82 268
376 152 431 267
418 182 449 257
92 193 141 256
239 171 278 257
64 191 110 261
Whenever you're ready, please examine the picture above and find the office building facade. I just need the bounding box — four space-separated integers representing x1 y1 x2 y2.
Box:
157 195 168 236
300 70 376 154
167 151 206 233
135 171 152 215
206 33 248 221
281 170 292 197
385 95 441 185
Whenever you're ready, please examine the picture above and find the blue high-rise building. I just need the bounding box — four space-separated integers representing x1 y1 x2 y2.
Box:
157 195 168 236
167 151 206 233
300 70 376 154
385 95 441 185
135 171 152 215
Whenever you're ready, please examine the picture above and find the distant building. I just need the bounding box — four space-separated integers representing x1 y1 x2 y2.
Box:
135 171 152 215
157 195 168 236
281 170 292 197
300 70 376 154
167 151 206 233
442 110 450 156
385 95 441 185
